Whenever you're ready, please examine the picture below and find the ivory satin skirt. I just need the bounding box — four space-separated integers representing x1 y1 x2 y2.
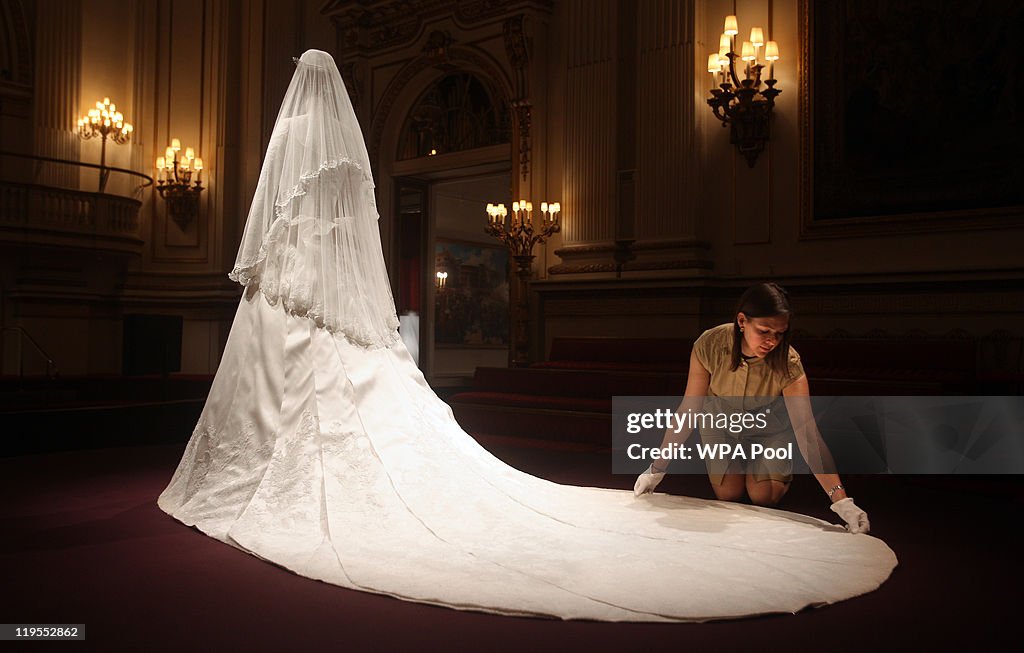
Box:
158 289 898 622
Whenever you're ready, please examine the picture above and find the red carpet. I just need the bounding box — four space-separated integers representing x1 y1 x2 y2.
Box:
1 440 1018 652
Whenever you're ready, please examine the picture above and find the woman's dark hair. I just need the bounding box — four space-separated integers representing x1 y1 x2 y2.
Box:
730 282 794 381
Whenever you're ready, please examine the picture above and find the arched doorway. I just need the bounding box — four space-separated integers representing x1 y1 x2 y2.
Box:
387 71 513 385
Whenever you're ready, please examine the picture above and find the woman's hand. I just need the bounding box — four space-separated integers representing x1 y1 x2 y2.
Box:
829 497 870 534
636 350 710 499
633 464 666 496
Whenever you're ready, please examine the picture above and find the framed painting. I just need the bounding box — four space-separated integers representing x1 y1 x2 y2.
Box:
433 238 510 347
799 0 1024 237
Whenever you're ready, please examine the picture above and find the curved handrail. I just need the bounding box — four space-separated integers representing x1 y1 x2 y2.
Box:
0 149 154 192
1 326 60 380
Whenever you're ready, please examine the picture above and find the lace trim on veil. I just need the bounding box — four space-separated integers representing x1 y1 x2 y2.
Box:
228 158 400 350
273 156 374 217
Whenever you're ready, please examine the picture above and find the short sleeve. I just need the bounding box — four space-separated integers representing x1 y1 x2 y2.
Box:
782 345 806 388
692 327 717 373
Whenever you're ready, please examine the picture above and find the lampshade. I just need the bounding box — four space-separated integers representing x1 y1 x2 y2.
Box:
724 15 738 35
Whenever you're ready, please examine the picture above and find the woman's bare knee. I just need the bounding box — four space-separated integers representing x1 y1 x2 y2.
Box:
711 474 746 502
746 477 790 506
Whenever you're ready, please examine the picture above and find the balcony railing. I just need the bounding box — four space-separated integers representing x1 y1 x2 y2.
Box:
0 150 151 254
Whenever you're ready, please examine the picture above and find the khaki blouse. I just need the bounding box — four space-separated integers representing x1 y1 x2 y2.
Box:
693 323 805 398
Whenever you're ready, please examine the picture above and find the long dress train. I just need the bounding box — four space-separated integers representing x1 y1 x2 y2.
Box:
158 285 898 622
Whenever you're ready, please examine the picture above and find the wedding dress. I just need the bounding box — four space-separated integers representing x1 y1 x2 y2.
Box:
157 50 897 622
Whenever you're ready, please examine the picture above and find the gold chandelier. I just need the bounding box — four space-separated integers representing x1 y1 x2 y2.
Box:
77 97 133 192
154 138 204 230
706 15 781 167
485 199 561 367
484 200 560 258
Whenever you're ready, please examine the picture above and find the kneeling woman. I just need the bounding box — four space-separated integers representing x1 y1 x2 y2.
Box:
634 282 870 534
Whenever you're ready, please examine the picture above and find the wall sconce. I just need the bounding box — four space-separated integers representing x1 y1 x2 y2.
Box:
706 15 781 167
435 271 448 289
485 199 560 367
77 97 133 192
485 200 560 257
155 138 204 230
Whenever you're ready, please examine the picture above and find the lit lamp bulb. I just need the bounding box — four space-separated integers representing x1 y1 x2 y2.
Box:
185 147 195 160
765 41 779 79
724 15 738 36
155 156 165 181
170 138 181 151
193 158 203 181
541 201 560 224
708 53 721 86
749 27 764 48
719 33 731 56
741 41 755 79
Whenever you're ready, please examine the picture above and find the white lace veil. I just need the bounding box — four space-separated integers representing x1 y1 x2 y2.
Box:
229 49 399 348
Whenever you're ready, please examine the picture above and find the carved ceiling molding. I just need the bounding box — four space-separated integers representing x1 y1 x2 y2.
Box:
326 0 553 55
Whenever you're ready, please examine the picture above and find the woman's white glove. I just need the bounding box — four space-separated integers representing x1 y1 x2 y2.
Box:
633 464 666 497
830 497 870 534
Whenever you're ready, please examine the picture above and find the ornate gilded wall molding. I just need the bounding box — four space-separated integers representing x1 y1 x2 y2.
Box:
503 14 529 70
367 44 514 168
339 62 361 108
326 0 552 54
0 0 33 86
502 14 532 181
